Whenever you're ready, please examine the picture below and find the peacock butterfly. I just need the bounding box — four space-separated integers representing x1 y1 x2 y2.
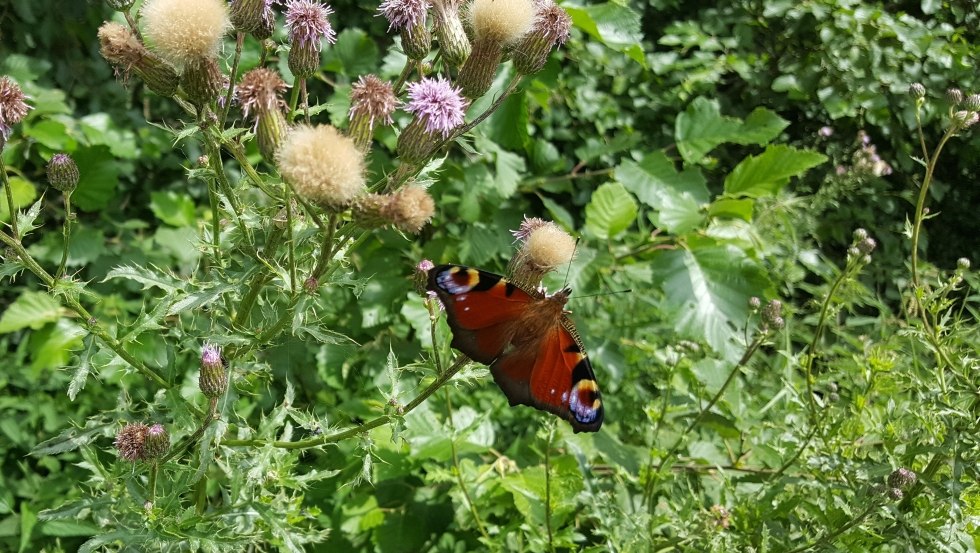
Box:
426 264 603 432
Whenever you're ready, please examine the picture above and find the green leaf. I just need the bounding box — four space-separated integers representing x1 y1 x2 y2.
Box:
675 98 742 164
652 237 773 357
676 100 790 164
586 182 637 239
19 502 36 553
566 3 645 66
71 145 120 212
29 319 85 371
322 28 380 77
486 90 529 150
68 336 96 401
150 190 196 227
0 291 61 333
103 265 181 292
30 417 113 456
708 198 755 221
617 152 708 234
724 145 827 198
24 119 74 150
0 176 37 223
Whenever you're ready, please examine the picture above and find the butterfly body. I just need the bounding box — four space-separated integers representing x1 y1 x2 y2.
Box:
427 264 603 432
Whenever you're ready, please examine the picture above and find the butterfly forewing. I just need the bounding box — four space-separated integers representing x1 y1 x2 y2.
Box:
427 264 604 432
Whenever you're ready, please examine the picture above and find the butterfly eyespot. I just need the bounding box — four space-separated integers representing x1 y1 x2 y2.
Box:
569 379 601 424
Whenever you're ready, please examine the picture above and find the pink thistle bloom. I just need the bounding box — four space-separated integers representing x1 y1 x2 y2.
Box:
201 342 224 370
378 0 431 32
405 76 467 137
284 0 336 48
349 74 398 127
417 259 434 272
0 77 31 139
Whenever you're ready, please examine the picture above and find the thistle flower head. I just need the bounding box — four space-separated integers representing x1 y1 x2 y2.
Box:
237 67 289 123
378 0 431 33
143 423 171 459
383 186 435 233
908 82 925 100
229 0 275 33
887 468 917 491
277 124 366 209
47 153 80 193
507 218 574 287
142 0 232 66
0 77 31 140
404 76 467 137
470 0 536 45
199 342 228 398
115 422 150 462
349 75 398 127
531 0 571 46
284 0 336 47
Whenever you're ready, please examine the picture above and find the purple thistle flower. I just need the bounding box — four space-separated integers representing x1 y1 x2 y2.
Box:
201 342 223 370
284 0 336 48
405 76 467 137
378 0 431 32
0 77 31 140
349 74 398 127
417 259 434 272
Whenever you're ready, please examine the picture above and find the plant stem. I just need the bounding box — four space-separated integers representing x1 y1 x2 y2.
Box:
909 127 955 291
219 33 244 128
57 193 73 278
785 502 880 553
1 155 18 239
544 422 556 553
221 356 471 449
445 389 490 540
0 230 169 388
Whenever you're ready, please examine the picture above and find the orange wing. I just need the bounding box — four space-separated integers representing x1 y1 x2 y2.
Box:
427 264 604 433
427 264 535 364
490 317 603 433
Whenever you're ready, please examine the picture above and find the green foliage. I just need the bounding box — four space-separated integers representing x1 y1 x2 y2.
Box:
1 1 980 552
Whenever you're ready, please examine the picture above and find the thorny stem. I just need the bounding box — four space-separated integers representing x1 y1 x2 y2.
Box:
0 230 169 388
57 193 73 278
785 501 881 553
654 331 767 473
219 32 245 128
162 397 219 463
310 214 339 281
221 356 471 449
909 127 955 294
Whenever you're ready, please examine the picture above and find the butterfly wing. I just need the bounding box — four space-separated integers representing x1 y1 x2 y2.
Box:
490 316 603 433
427 264 536 364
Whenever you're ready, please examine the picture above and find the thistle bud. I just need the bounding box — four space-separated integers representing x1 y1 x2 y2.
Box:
379 0 432 60
512 0 572 75
304 276 319 294
887 468 917 491
957 257 970 271
952 110 979 129
964 94 980 112
114 422 149 462
432 0 470 67
237 67 290 161
415 259 434 295
181 57 224 107
105 0 136 11
761 299 783 328
887 487 904 501
348 75 398 150
285 0 336 78
908 82 925 100
382 186 435 233
946 87 964 105
748 296 761 310
852 228 868 241
856 237 876 255
230 0 267 33
507 217 576 288
199 342 228 398
143 424 171 459
0 77 31 146
46 153 79 194
457 0 535 98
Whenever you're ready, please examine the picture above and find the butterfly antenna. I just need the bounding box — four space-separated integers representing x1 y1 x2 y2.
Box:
575 289 633 300
562 237 580 289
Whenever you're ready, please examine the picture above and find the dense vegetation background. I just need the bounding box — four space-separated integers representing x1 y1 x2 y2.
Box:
1 0 979 551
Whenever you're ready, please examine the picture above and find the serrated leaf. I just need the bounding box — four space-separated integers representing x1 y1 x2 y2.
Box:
167 283 236 316
17 196 44 236
585 181 638 239
68 336 97 401
103 265 180 292
676 98 742 164
0 291 61 333
739 108 790 144
618 152 708 234
322 28 380 77
565 3 645 66
30 417 113 456
652 237 773 358
120 295 174 343
724 145 827 198
486 90 529 150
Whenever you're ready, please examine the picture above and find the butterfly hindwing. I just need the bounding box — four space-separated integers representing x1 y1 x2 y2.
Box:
427 263 604 433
